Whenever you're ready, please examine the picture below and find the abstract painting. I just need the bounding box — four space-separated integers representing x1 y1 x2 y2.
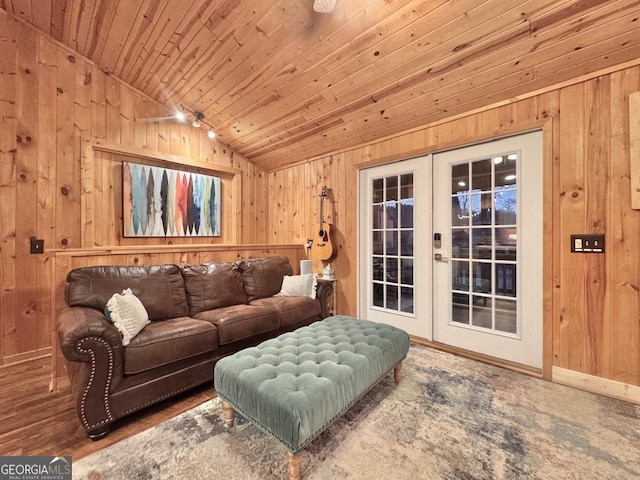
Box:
123 162 221 237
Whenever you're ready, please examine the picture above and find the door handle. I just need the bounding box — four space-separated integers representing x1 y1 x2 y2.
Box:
434 253 449 262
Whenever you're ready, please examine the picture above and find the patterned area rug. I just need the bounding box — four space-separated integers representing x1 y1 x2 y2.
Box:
74 345 640 479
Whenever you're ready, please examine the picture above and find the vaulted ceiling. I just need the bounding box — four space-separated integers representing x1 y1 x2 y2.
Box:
2 0 639 171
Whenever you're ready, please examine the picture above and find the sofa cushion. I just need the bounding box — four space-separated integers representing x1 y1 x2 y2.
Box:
250 296 322 328
240 257 293 302
275 274 317 299
66 264 189 321
124 317 218 374
181 262 247 314
192 305 279 345
105 288 150 346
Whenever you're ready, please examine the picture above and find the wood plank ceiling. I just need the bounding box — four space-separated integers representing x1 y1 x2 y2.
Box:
2 0 640 171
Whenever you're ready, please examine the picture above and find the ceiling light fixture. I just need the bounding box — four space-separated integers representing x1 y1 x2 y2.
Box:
175 106 216 139
192 111 204 128
313 0 337 13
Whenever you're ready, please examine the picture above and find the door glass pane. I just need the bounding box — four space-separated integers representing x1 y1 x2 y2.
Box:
373 231 383 255
495 228 516 261
386 257 398 283
386 201 398 228
400 230 413 256
401 258 413 285
448 153 518 336
401 174 413 199
495 299 517 333
495 263 516 297
373 283 384 307
495 153 517 189
373 178 384 203
400 287 413 314
452 194 470 226
452 261 469 291
373 257 384 281
471 159 492 191
400 199 413 228
386 230 398 255
371 173 414 314
471 193 492 225
495 190 516 225
472 296 492 328
452 298 469 324
472 262 491 294
373 204 383 229
451 229 469 258
472 228 492 259
451 164 469 194
386 285 398 310
386 176 398 201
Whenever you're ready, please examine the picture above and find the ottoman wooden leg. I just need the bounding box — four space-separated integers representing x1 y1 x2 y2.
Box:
394 362 403 384
222 401 235 427
287 452 302 480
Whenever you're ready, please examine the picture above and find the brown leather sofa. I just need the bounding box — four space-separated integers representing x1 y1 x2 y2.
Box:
56 256 332 439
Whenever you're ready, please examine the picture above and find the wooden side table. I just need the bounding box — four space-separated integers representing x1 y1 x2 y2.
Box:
318 277 337 315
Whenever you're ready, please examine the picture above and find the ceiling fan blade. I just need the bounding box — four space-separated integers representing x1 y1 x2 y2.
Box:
313 0 337 13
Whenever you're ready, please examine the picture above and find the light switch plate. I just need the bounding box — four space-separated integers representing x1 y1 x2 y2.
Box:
30 237 44 254
571 234 605 253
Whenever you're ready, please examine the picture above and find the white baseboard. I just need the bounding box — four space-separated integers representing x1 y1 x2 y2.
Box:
552 367 640 405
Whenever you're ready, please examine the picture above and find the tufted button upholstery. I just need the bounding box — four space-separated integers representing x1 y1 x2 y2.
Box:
214 315 410 453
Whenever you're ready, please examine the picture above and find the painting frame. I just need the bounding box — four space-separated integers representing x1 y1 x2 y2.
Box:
123 161 221 237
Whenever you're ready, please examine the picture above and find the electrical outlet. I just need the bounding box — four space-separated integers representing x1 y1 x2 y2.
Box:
571 234 604 253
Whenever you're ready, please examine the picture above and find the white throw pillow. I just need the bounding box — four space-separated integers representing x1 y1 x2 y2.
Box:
104 288 149 346
275 274 317 299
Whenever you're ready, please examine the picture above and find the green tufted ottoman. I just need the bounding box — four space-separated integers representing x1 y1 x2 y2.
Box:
214 315 410 479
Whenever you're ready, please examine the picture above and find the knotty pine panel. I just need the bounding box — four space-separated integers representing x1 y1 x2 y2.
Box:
269 64 640 388
0 14 267 363
36 36 58 353
0 14 18 364
611 71 640 385
14 22 38 357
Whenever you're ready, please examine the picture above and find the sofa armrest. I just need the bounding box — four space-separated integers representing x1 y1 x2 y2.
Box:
316 279 334 318
56 306 124 436
57 306 123 362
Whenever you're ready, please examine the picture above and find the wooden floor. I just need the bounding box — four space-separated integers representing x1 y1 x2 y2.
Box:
0 356 216 459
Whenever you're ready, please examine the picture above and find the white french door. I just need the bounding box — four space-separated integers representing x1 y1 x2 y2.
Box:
432 131 543 368
358 157 431 338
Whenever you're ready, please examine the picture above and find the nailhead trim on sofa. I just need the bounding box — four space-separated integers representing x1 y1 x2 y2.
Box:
119 379 211 416
77 336 115 430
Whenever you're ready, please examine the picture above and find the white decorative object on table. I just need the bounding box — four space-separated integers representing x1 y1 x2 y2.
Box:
300 259 312 275
322 263 335 280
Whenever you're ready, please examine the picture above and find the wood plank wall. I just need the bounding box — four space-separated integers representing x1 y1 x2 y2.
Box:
0 13 268 366
268 64 640 388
